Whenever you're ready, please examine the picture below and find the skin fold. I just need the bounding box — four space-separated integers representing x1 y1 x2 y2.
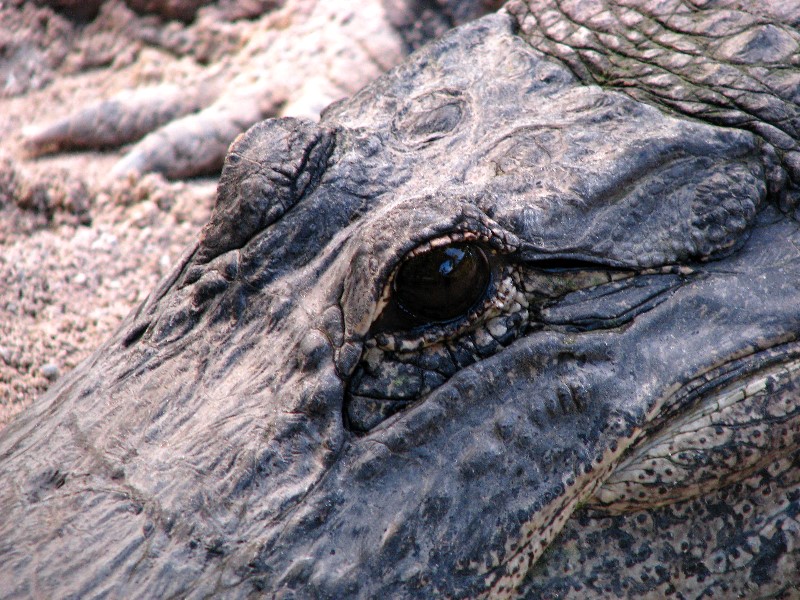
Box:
1 3 799 598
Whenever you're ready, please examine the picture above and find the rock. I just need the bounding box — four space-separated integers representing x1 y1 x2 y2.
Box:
41 363 60 381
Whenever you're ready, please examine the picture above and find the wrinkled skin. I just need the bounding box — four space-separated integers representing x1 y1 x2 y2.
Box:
2 5 800 600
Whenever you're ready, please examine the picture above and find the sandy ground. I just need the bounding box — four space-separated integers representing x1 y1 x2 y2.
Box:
0 1 244 425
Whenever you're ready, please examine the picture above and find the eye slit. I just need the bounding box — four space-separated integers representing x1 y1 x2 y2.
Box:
393 243 491 324
528 258 609 272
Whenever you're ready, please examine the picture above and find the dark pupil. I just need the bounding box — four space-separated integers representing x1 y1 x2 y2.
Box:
394 243 490 323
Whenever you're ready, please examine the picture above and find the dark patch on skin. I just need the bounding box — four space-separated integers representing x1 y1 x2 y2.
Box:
750 529 788 586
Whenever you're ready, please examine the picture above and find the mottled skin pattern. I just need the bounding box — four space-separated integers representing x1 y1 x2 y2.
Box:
22 0 496 179
1 3 799 599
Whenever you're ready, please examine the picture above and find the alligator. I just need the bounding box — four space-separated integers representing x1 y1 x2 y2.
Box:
2 1 800 598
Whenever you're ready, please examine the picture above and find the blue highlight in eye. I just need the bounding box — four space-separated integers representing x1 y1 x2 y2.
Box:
439 247 466 276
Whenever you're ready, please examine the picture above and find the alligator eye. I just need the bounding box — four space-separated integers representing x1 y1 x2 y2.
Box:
394 243 490 323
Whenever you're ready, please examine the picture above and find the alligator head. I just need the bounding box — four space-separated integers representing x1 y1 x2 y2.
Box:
1 11 799 599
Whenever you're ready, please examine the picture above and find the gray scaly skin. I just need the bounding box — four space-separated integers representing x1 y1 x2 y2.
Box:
21 0 496 179
2 2 800 598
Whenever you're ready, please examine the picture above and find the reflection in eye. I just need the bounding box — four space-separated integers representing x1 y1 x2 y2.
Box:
393 243 491 324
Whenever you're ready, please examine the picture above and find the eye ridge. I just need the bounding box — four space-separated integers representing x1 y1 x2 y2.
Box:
393 242 492 325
